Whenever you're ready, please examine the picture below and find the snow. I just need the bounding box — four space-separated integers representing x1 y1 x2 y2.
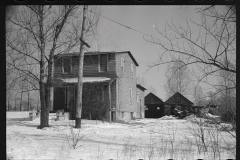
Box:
205 113 220 118
7 112 236 160
60 77 111 83
7 111 30 119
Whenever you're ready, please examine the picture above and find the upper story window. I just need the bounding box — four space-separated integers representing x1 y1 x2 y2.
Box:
121 58 124 74
84 55 98 65
131 63 134 78
99 54 108 72
108 53 115 61
129 88 132 105
62 57 71 73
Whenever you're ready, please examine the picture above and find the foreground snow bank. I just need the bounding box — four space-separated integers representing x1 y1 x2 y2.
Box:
7 116 236 160
159 115 177 120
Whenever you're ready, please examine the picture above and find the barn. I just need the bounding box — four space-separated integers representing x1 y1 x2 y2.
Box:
144 93 164 118
164 92 194 115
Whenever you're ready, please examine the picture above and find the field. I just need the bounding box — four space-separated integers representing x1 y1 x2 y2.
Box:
7 112 236 160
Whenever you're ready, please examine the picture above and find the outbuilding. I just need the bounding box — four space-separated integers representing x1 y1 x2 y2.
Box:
144 93 164 118
164 92 194 115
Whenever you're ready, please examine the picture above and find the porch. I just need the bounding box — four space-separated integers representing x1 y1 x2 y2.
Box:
52 77 117 122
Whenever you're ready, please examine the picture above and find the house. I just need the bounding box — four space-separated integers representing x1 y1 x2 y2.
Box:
144 92 164 118
164 92 194 115
51 51 140 122
136 84 147 118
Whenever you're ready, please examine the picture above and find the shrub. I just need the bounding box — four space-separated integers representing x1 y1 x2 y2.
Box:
221 110 236 122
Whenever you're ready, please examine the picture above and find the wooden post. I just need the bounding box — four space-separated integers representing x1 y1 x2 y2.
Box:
75 5 88 128
108 83 111 122
116 78 119 120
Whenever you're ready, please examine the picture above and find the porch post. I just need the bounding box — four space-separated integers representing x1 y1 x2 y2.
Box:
116 78 119 120
108 83 111 122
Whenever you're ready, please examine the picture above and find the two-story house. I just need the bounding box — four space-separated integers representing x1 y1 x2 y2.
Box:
51 51 140 122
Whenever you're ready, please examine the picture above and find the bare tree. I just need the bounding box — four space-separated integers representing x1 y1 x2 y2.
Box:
146 5 236 96
137 76 157 95
194 85 206 106
6 5 100 128
216 58 235 121
164 57 192 98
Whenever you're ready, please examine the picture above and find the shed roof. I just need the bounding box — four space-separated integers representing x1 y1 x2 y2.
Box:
54 51 139 66
145 92 164 105
165 92 194 105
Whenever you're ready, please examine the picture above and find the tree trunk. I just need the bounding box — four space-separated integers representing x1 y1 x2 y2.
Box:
38 5 49 128
15 97 17 111
37 99 39 111
39 82 49 128
75 5 88 128
7 96 10 111
20 88 23 111
27 91 30 111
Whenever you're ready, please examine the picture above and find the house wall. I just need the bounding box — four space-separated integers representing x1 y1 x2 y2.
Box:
53 52 138 121
53 53 117 79
137 87 145 118
116 53 138 118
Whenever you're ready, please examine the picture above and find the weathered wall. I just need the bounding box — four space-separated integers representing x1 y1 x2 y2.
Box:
53 53 117 79
137 87 145 118
116 53 137 113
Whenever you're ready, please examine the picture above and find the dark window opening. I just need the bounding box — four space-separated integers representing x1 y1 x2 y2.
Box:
63 57 71 73
72 56 79 67
84 55 92 65
108 53 115 61
55 57 62 67
99 54 108 72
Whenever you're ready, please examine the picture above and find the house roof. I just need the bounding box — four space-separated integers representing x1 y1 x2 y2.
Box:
56 77 112 84
165 92 194 105
54 51 139 66
145 92 164 105
136 84 147 91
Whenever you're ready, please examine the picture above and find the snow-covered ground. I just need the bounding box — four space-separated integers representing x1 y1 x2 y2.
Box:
7 112 236 160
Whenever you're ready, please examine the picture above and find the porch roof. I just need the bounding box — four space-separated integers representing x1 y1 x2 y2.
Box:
59 77 112 83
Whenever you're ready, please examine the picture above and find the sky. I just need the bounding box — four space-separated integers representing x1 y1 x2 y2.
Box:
87 5 205 101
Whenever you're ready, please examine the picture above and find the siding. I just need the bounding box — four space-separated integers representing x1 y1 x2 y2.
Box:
111 80 116 109
54 53 117 79
116 53 137 113
137 87 145 118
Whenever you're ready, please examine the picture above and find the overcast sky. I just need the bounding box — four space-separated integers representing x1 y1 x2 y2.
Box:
87 5 216 101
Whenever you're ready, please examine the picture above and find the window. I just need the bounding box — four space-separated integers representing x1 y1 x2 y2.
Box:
137 93 139 103
121 58 124 74
99 54 108 72
72 56 79 67
63 57 71 73
55 57 62 67
129 88 132 104
108 53 115 61
84 55 92 65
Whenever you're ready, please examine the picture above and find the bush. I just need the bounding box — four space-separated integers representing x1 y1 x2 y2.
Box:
208 108 215 115
221 110 236 122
